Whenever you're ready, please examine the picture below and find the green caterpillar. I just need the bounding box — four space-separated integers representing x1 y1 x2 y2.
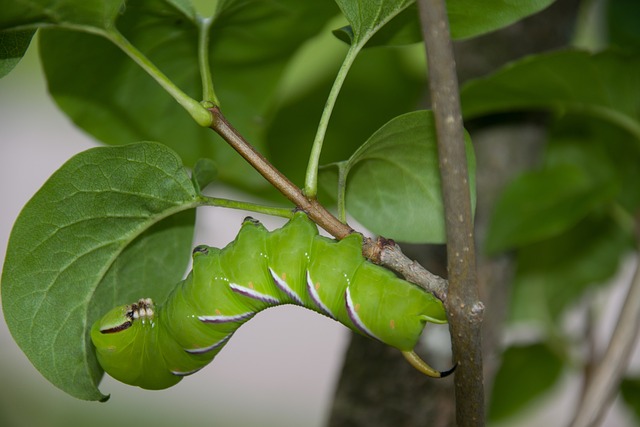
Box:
91 212 451 390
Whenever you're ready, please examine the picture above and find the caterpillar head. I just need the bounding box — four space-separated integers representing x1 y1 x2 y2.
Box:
91 298 181 390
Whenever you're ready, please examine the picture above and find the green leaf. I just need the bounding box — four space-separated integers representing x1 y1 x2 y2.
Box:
333 1 556 46
1 142 199 400
485 163 616 254
191 157 218 193
447 0 555 39
0 29 35 78
333 0 413 47
0 0 125 31
332 6 421 48
621 377 640 423
488 342 564 421
509 215 632 323
461 49 640 142
332 110 475 244
38 0 336 189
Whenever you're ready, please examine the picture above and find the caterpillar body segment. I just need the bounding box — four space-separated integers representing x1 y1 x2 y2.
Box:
91 212 450 390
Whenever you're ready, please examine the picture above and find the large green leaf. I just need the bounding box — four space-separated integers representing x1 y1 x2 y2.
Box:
322 110 475 244
38 0 337 189
488 343 564 421
461 49 640 143
1 142 199 400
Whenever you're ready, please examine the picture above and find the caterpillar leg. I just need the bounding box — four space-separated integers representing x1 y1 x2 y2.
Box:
401 350 456 378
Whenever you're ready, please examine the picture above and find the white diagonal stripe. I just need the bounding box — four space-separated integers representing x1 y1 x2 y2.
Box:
269 267 304 305
306 270 335 318
230 283 281 305
345 287 380 340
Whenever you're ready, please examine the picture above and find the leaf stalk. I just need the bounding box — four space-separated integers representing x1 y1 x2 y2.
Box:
198 195 293 218
196 15 219 106
304 45 360 198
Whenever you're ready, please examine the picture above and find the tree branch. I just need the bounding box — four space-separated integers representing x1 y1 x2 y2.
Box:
209 106 351 237
208 106 447 298
417 0 485 425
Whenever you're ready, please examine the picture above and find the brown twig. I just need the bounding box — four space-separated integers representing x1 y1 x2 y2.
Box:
417 0 485 425
208 106 448 299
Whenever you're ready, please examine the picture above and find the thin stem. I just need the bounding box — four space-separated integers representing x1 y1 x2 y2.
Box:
418 0 485 425
106 29 212 127
198 195 293 218
304 46 360 198
196 15 219 106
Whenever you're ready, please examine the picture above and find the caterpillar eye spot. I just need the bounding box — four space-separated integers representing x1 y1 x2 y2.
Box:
193 245 209 256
